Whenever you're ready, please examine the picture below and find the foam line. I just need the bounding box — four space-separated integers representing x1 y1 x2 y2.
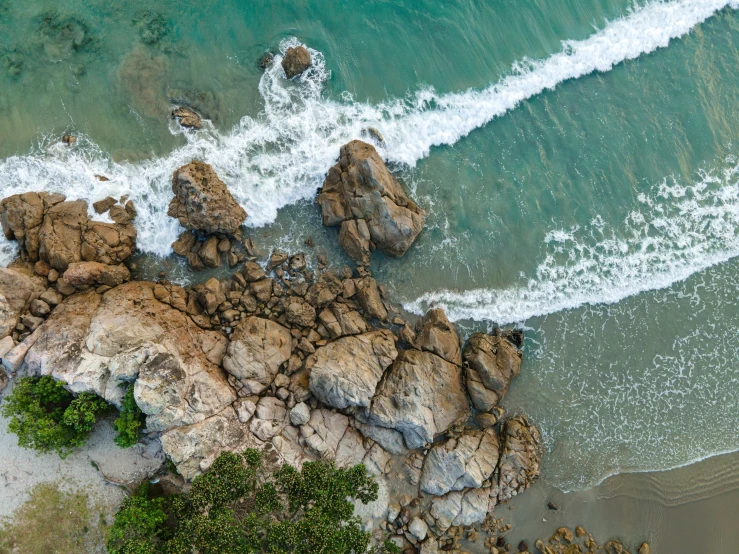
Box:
406 158 739 324
0 1 736 267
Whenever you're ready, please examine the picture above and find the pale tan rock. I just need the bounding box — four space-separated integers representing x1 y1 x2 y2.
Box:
63 262 130 287
416 308 461 366
420 427 500 496
309 329 397 409
222 316 292 394
370 349 469 449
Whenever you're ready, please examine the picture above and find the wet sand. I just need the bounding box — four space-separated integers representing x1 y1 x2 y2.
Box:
503 450 739 553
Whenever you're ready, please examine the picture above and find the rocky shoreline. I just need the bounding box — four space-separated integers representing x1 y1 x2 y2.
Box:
0 128 650 553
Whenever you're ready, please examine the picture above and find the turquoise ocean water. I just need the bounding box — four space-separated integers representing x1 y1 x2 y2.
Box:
2 0 739 492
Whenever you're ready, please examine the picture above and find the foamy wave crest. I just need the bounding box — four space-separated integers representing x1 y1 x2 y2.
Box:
1 0 736 266
406 158 739 323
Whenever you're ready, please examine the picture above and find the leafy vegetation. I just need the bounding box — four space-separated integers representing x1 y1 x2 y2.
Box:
0 482 106 554
1 376 110 458
113 385 146 448
107 449 397 554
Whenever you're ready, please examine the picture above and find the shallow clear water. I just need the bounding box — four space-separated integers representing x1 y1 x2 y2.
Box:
2 0 739 491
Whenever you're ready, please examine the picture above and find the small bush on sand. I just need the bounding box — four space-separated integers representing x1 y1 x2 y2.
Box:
1 376 110 457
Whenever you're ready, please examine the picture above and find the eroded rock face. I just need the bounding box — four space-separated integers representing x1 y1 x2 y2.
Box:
317 140 425 263
282 46 311 78
168 161 247 235
19 282 235 435
420 428 500 496
370 349 470 449
0 192 137 271
0 267 45 339
222 316 292 394
497 415 543 503
416 308 461 366
429 487 492 533
463 333 521 412
161 406 261 479
309 329 397 409
63 261 130 288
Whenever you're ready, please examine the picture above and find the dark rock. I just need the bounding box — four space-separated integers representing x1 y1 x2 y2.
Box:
93 197 117 214
282 46 311 78
172 106 202 129
257 51 274 70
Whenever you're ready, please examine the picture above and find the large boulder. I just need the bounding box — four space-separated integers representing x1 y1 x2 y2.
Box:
309 329 397 409
419 428 499 496
317 140 425 263
497 416 543 503
463 333 522 412
168 161 247 235
0 267 45 339
222 316 292 394
369 349 470 448
282 46 311 78
416 308 461 366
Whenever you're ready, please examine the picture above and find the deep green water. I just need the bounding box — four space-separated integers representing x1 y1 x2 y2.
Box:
2 0 739 492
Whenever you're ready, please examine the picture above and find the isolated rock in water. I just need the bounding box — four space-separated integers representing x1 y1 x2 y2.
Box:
63 262 130 288
369 348 469 448
309 329 397 409
416 308 461 366
172 106 202 129
168 161 247 235
420 427 499 496
222 316 292 394
318 140 425 262
496 415 543 503
282 46 311 78
463 333 522 412
0 267 45 339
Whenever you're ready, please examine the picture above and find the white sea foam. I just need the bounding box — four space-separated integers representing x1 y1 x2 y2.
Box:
1 0 737 267
406 158 739 324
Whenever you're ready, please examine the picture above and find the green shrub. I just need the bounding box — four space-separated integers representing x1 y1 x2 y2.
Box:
114 385 146 448
1 376 109 458
108 449 386 554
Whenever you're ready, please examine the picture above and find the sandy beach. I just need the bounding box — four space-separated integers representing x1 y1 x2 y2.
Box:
502 450 739 553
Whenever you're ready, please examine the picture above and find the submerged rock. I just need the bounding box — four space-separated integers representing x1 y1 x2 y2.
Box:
172 106 202 129
168 161 247 235
282 45 311 78
317 140 425 263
